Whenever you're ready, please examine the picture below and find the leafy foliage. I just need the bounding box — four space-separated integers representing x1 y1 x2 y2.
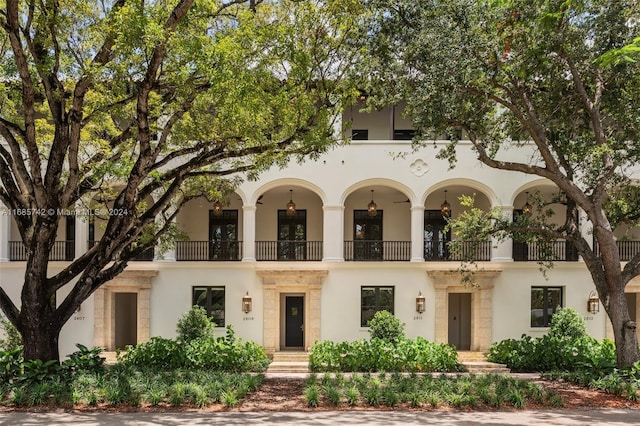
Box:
0 315 22 352
488 309 616 373
176 305 216 342
0 0 363 362
367 310 405 344
361 0 640 366
309 337 461 372
120 325 269 372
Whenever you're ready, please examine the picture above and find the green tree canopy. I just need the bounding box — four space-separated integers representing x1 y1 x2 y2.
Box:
361 0 640 367
0 0 363 361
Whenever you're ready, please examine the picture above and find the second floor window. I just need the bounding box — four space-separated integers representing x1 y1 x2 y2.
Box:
209 210 239 260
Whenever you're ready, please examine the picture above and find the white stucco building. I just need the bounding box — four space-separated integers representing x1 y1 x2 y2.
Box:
2 103 639 358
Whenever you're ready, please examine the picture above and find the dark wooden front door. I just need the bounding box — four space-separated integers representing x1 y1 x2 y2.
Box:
285 296 304 348
448 293 471 351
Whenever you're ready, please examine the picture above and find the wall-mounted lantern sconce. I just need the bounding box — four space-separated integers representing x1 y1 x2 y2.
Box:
440 190 451 218
416 291 426 314
213 200 223 216
587 291 600 314
368 190 377 217
242 292 252 314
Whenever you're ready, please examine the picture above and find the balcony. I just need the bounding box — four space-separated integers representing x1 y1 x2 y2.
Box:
593 240 640 261
88 240 154 261
424 240 491 261
513 240 579 262
176 241 242 261
256 241 323 261
8 240 75 261
344 240 411 261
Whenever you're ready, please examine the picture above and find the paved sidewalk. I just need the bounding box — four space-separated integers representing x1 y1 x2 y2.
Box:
1 408 640 425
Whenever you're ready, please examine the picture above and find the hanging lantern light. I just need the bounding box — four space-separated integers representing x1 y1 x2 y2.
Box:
440 190 451 218
213 200 223 216
522 191 532 216
286 189 296 216
368 190 377 217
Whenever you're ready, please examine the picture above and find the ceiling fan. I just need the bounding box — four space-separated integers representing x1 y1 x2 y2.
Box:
394 198 410 203
256 195 264 205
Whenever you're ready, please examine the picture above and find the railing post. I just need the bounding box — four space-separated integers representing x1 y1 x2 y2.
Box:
323 204 344 262
410 205 425 262
492 205 514 261
0 204 9 262
243 205 257 262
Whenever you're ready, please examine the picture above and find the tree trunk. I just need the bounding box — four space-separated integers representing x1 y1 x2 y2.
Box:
607 288 640 368
19 317 62 363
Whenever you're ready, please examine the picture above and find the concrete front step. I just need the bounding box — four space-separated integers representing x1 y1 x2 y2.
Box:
267 352 310 373
272 352 310 363
462 361 510 374
456 351 488 363
267 361 310 373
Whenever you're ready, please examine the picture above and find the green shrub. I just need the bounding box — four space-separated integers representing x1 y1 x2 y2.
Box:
367 310 405 344
176 305 216 342
120 326 269 372
0 316 22 352
487 310 616 373
309 337 460 372
62 344 106 375
548 307 587 341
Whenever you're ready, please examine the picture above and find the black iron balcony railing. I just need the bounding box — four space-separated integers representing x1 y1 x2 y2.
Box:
255 240 323 261
425 240 491 261
87 240 154 261
344 240 411 261
513 240 579 262
9 240 75 261
593 240 640 261
176 241 242 261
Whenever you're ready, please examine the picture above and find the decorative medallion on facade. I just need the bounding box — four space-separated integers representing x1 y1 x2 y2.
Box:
410 159 429 177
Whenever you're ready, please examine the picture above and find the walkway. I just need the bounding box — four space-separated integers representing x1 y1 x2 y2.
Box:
2 408 640 425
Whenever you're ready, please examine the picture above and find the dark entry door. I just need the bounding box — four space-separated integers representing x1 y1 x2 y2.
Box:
448 293 471 350
114 293 137 350
285 296 304 348
354 210 383 260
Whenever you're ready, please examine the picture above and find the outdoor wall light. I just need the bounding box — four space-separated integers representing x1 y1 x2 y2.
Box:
242 292 252 314
416 291 426 314
587 291 600 314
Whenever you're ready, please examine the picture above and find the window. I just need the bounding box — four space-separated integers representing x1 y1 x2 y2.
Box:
361 286 394 327
351 129 369 140
193 286 225 327
277 210 307 260
209 210 239 260
354 210 383 260
531 286 563 327
393 129 415 140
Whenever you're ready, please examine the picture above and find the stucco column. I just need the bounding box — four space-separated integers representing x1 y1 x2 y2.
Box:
0 205 9 262
262 283 277 354
242 205 257 262
155 216 176 262
75 203 89 259
491 205 514 261
580 208 593 251
410 205 425 262
322 204 344 262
